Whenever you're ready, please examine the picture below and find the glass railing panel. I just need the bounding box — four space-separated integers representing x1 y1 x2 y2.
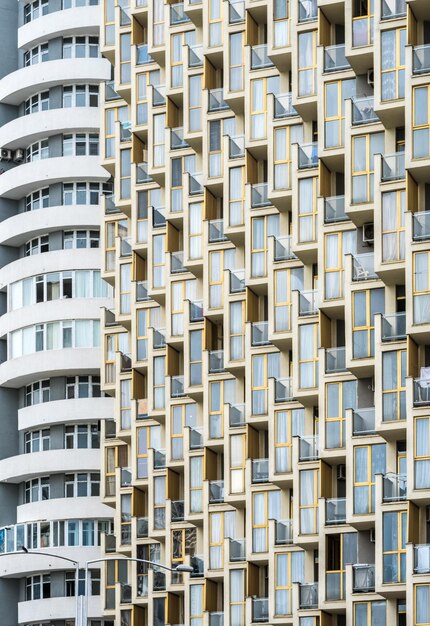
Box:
382 473 407 502
298 0 317 22
229 538 246 562
298 142 318 169
381 312 406 341
382 152 405 181
326 498 346 525
325 347 346 373
275 377 293 403
299 583 318 609
299 436 319 461
228 0 245 23
324 44 350 72
351 96 379 125
275 520 293 545
251 321 270 346
251 44 274 70
352 408 375 435
209 480 224 503
209 350 224 373
251 459 269 483
415 545 430 574
274 93 298 119
352 253 377 280
229 269 245 293
251 182 270 208
353 565 375 592
413 44 430 74
324 195 348 223
413 211 430 241
299 290 318 316
382 0 406 18
229 403 245 427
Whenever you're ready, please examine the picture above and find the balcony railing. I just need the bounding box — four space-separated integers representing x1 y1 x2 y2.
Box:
298 142 318 169
381 312 406 341
413 211 430 241
171 251 187 274
251 459 269 483
414 545 430 574
189 172 203 195
136 281 151 302
275 520 293 545
229 269 246 293
154 449 166 469
209 350 225 373
105 80 120 101
299 583 318 609
229 538 246 562
136 44 153 65
171 500 185 522
170 2 190 25
352 408 375 435
120 467 132 487
383 473 407 502
325 347 346 373
324 195 348 223
171 375 185 398
120 121 132 142
209 613 224 626
275 377 293 403
324 44 350 72
353 565 375 593
229 135 245 159
229 403 245 427
191 555 204 577
251 182 270 208
251 321 270 346
137 517 148 538
188 44 203 67
153 328 166 349
120 236 132 256
352 253 377 281
171 127 189 150
153 206 166 228
414 378 430 406
274 235 297 261
189 426 203 450
299 436 319 461
209 219 228 243
208 88 229 112
382 152 405 181
326 498 346 525
298 0 317 21
273 93 297 119
351 95 379 125
228 0 245 23
209 480 224 503
251 44 274 70
120 584 132 604
252 598 269 623
299 290 318 316
136 162 153 184
382 0 406 19
413 44 430 74
190 300 204 322
152 85 165 106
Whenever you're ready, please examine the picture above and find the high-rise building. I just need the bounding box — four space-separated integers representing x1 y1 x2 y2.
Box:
101 1 430 626
0 1 114 625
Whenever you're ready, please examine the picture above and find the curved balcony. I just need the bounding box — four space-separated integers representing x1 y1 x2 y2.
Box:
17 496 112 524
0 205 100 248
18 595 101 624
18 396 113 432
0 547 101 578
0 58 110 106
18 5 101 49
0 107 100 150
0 247 104 290
0 346 100 387
0 448 100 483
0 155 108 200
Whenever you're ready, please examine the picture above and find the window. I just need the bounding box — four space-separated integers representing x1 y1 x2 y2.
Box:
190 584 203 626
25 477 50 503
230 433 246 493
25 90 49 114
120 379 131 429
24 429 50 453
416 585 430 625
415 417 430 489
229 301 245 361
251 215 279 277
171 33 184 88
352 132 385 204
324 80 356 148
382 350 406 422
413 86 430 159
298 31 317 97
24 43 48 66
209 249 235 308
171 404 196 460
26 139 49 162
274 0 289 47
190 456 203 513
189 202 202 259
252 352 280 415
26 575 51 600
153 234 165 289
352 288 385 358
209 379 236 438
26 188 49 211
253 490 281 552
63 182 103 205
66 376 101 399
352 0 374 48
299 323 319 389
137 425 160 479
354 601 386 626
381 29 405 101
326 533 357 601
63 36 99 59
275 552 292 615
208 120 221 178
189 75 202 132
229 32 244 92
209 511 236 568
382 190 405 262
63 84 99 108
251 78 267 140
413 251 430 324
25 235 49 256
65 425 100 449
24 0 48 23
383 511 406 583
153 356 165 410
25 379 50 406
299 469 319 534
324 231 357 299
153 113 165 167
190 330 203 385
275 409 304 472
209 0 222 47
326 381 357 449
10 320 100 359
298 177 317 242
153 476 166 529
120 263 131 315
230 569 245 626
274 268 304 332
353 444 386 513
65 473 100 497
63 133 99 156
274 125 303 189
229 166 244 226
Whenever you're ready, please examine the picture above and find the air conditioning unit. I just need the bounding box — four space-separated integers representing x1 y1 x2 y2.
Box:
370 528 376 543
362 223 374 244
367 69 374 87
337 464 346 480
13 149 24 163
0 149 12 161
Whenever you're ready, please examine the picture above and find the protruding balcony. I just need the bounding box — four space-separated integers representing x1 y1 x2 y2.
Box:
120 584 132 604
228 0 245 24
273 93 297 119
209 350 225 373
189 172 203 195
190 300 204 322
414 545 430 574
353 565 375 593
324 195 348 223
298 142 318 169
189 426 203 449
299 290 318 316
251 321 270 346
208 88 229 112
120 121 132 142
413 44 430 74
298 0 317 22
229 135 245 158
413 378 430 406
171 251 187 274
229 538 246 562
154 449 166 469
137 517 148 538
413 211 430 241
251 44 274 70
153 328 166 349
209 613 224 626
105 80 121 101
383 473 406 502
121 467 132 487
171 127 189 150
325 347 346 373
171 375 185 398
251 182 270 208
299 436 319 461
209 480 224 503
229 269 246 293
351 96 379 125
381 313 406 342
274 235 296 261
299 583 318 609
381 152 405 181
252 598 269 623
324 44 350 72
209 219 228 243
326 498 346 525
382 0 406 19
275 377 293 403
137 161 153 183
153 206 166 228
352 253 377 281
170 2 191 24
153 85 166 106
251 459 269 483
229 403 245 427
188 44 203 68
275 520 293 545
171 500 185 522
120 236 132 256
136 44 154 65
136 281 151 302
352 408 375 435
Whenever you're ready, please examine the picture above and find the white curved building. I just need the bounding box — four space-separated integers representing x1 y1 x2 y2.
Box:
0 2 114 625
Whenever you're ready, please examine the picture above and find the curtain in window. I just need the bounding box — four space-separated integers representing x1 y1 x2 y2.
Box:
252 493 267 552
299 470 316 533
75 320 91 347
298 178 314 242
275 554 290 615
75 271 90 298
299 325 315 388
209 513 222 568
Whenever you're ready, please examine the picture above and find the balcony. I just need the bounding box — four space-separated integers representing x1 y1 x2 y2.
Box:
208 88 229 112
209 219 228 243
229 538 246 562
324 195 348 223
299 583 318 609
351 96 379 125
136 44 154 65
229 135 245 159
251 182 270 208
190 300 204 322
120 236 132 256
171 375 185 398
229 269 246 293
251 459 269 483
353 565 375 593
299 436 319 461
275 520 293 545
153 328 166 349
299 290 318 316
171 499 184 522
120 121 132 142
209 479 224 503
251 44 274 70
104 193 119 215
324 44 350 72
136 517 148 538
153 206 166 228
383 473 407 502
209 350 225 373
153 85 166 106
229 403 245 427
274 235 296 261
382 152 405 182
228 0 245 23
171 251 187 274
153 570 166 591
171 127 189 150
189 172 203 195
251 321 270 346
105 80 120 101
136 281 151 302
382 0 405 19
325 347 346 373
413 44 430 74
273 93 298 119
414 378 430 406
414 545 430 574
188 44 203 68
413 211 430 241
170 2 190 24
298 143 318 169
352 253 377 281
136 162 153 184
275 377 293 403
191 555 204 577
352 408 375 435
154 449 166 469
326 498 346 525
209 613 224 626
120 584 132 604
121 467 132 487
381 312 406 341
189 426 203 449
252 598 269 624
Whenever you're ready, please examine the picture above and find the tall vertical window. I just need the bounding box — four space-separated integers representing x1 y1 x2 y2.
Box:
171 33 183 88
382 190 405 262
229 33 244 92
298 177 317 242
252 353 280 415
190 585 203 626
299 323 318 389
230 434 246 493
352 0 374 48
252 491 281 552
353 443 386 513
152 234 165 289
190 456 203 512
209 0 222 47
326 380 357 449
324 80 356 148
413 86 430 159
209 120 221 177
383 511 406 583
120 263 131 315
352 288 385 358
120 33 131 84
189 202 202 259
230 569 245 626
229 301 244 361
415 585 430 626
120 379 131 429
275 409 304 473
153 355 165 410
413 251 430 324
415 417 430 489
189 75 202 132
274 125 303 189
382 350 406 422
298 31 317 97
251 79 267 140
153 114 165 167
190 330 203 385
229 166 244 226
120 149 131 199
351 133 384 204
381 29 406 101
299 469 319 534
274 0 289 48
324 231 356 299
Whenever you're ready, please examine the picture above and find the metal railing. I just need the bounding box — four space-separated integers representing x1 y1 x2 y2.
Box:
324 44 350 72
274 93 297 119
298 142 318 169
351 96 379 125
352 253 377 281
326 498 346 525
324 195 348 223
353 565 375 592
251 44 274 70
325 347 346 373
251 459 269 483
275 520 293 545
381 312 406 341
413 44 430 74
251 321 270 346
383 473 407 502
299 436 319 461
382 152 405 181
352 408 375 435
